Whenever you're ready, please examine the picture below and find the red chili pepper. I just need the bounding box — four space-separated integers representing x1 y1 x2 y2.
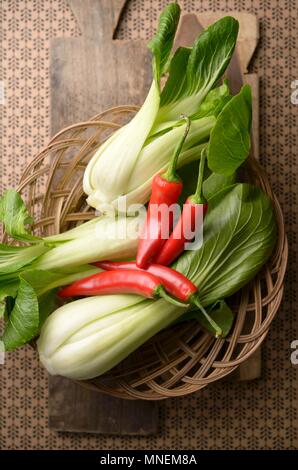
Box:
96 261 222 337
58 269 186 307
136 116 191 269
154 147 208 266
95 261 197 303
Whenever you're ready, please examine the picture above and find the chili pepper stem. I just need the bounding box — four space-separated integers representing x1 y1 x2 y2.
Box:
191 295 222 337
157 286 188 307
189 146 207 204
163 115 191 182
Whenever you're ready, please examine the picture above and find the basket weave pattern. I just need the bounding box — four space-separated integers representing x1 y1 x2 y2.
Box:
9 106 288 400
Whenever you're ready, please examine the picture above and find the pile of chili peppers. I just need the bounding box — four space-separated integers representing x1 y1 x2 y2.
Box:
59 117 221 335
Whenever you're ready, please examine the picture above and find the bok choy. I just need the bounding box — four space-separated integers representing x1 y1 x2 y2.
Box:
0 190 143 277
0 2 277 386
38 183 276 380
83 3 248 212
0 189 145 349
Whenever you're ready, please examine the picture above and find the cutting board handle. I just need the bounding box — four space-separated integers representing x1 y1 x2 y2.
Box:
70 4 258 74
70 0 128 39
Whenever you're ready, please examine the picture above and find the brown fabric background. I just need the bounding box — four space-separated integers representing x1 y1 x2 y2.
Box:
0 0 297 450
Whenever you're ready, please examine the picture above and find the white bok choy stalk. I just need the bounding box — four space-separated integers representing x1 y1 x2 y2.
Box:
0 189 145 352
37 295 185 380
88 116 215 209
0 190 145 278
83 2 180 211
36 213 144 271
83 2 239 212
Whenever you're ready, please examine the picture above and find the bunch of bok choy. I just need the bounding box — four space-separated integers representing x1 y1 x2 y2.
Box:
0 2 277 384
83 2 251 211
38 183 276 380
0 189 145 350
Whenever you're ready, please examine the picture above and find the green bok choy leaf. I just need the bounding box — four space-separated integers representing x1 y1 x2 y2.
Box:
0 189 40 243
156 16 239 123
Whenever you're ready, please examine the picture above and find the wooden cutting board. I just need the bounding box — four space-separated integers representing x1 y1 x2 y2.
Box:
49 0 260 434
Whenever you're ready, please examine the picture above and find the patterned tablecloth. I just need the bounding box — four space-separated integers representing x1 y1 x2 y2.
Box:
0 0 297 450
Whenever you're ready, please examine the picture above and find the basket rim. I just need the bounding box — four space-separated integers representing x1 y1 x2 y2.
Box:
4 106 288 400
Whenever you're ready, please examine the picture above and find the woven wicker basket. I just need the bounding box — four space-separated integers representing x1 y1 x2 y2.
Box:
10 106 287 400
